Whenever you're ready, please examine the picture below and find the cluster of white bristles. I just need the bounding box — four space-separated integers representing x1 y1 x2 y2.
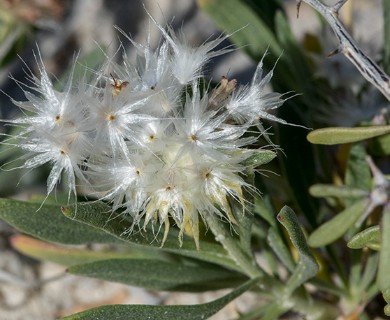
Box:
3 18 289 248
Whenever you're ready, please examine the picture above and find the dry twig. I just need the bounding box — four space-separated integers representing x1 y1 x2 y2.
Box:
297 0 390 101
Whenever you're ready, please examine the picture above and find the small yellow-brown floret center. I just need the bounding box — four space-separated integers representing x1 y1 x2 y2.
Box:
203 170 212 180
107 113 116 122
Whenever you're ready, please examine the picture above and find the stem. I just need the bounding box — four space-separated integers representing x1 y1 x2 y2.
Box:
298 0 390 101
204 212 264 279
204 212 339 319
290 292 340 320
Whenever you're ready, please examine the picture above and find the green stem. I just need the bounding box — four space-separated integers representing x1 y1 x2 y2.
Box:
289 292 339 320
204 212 339 319
204 212 264 279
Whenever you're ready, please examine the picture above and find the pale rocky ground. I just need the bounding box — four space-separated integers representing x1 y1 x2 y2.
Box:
0 0 385 319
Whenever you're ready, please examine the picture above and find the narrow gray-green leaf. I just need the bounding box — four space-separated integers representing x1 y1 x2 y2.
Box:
62 202 238 271
62 277 260 320
233 198 254 257
308 198 370 247
344 144 371 209
277 206 319 295
384 288 390 304
236 170 256 257
243 150 276 167
68 258 246 292
378 206 390 291
347 226 381 250
307 126 390 145
309 184 368 199
383 289 390 316
359 253 379 293
345 143 371 191
267 227 295 273
11 235 144 266
0 198 121 245
385 304 390 317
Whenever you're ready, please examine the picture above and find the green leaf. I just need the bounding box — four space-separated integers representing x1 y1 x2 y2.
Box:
197 0 281 59
0 198 121 245
378 206 390 291
359 253 379 293
347 226 381 250
308 198 370 247
369 133 390 155
68 258 246 292
345 143 371 192
309 184 368 199
344 143 371 216
307 126 390 145
10 235 141 266
383 289 390 316
277 206 319 295
385 305 390 317
62 277 260 320
236 167 257 256
384 288 390 304
267 227 295 273
243 149 276 167
62 202 239 271
233 197 254 257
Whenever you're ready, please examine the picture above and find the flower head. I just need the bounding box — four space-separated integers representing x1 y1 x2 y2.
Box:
146 12 232 85
173 82 255 162
5 52 92 201
226 54 287 125
3 17 291 248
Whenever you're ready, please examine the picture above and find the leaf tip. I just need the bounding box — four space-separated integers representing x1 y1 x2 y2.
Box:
61 206 72 217
306 130 319 144
9 234 22 248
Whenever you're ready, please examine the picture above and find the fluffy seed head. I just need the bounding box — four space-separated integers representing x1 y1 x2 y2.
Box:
3 17 292 248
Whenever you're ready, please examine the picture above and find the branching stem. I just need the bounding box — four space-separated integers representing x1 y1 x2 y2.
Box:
297 0 390 101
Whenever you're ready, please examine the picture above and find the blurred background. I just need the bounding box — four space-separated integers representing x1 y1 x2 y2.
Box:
0 0 386 319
